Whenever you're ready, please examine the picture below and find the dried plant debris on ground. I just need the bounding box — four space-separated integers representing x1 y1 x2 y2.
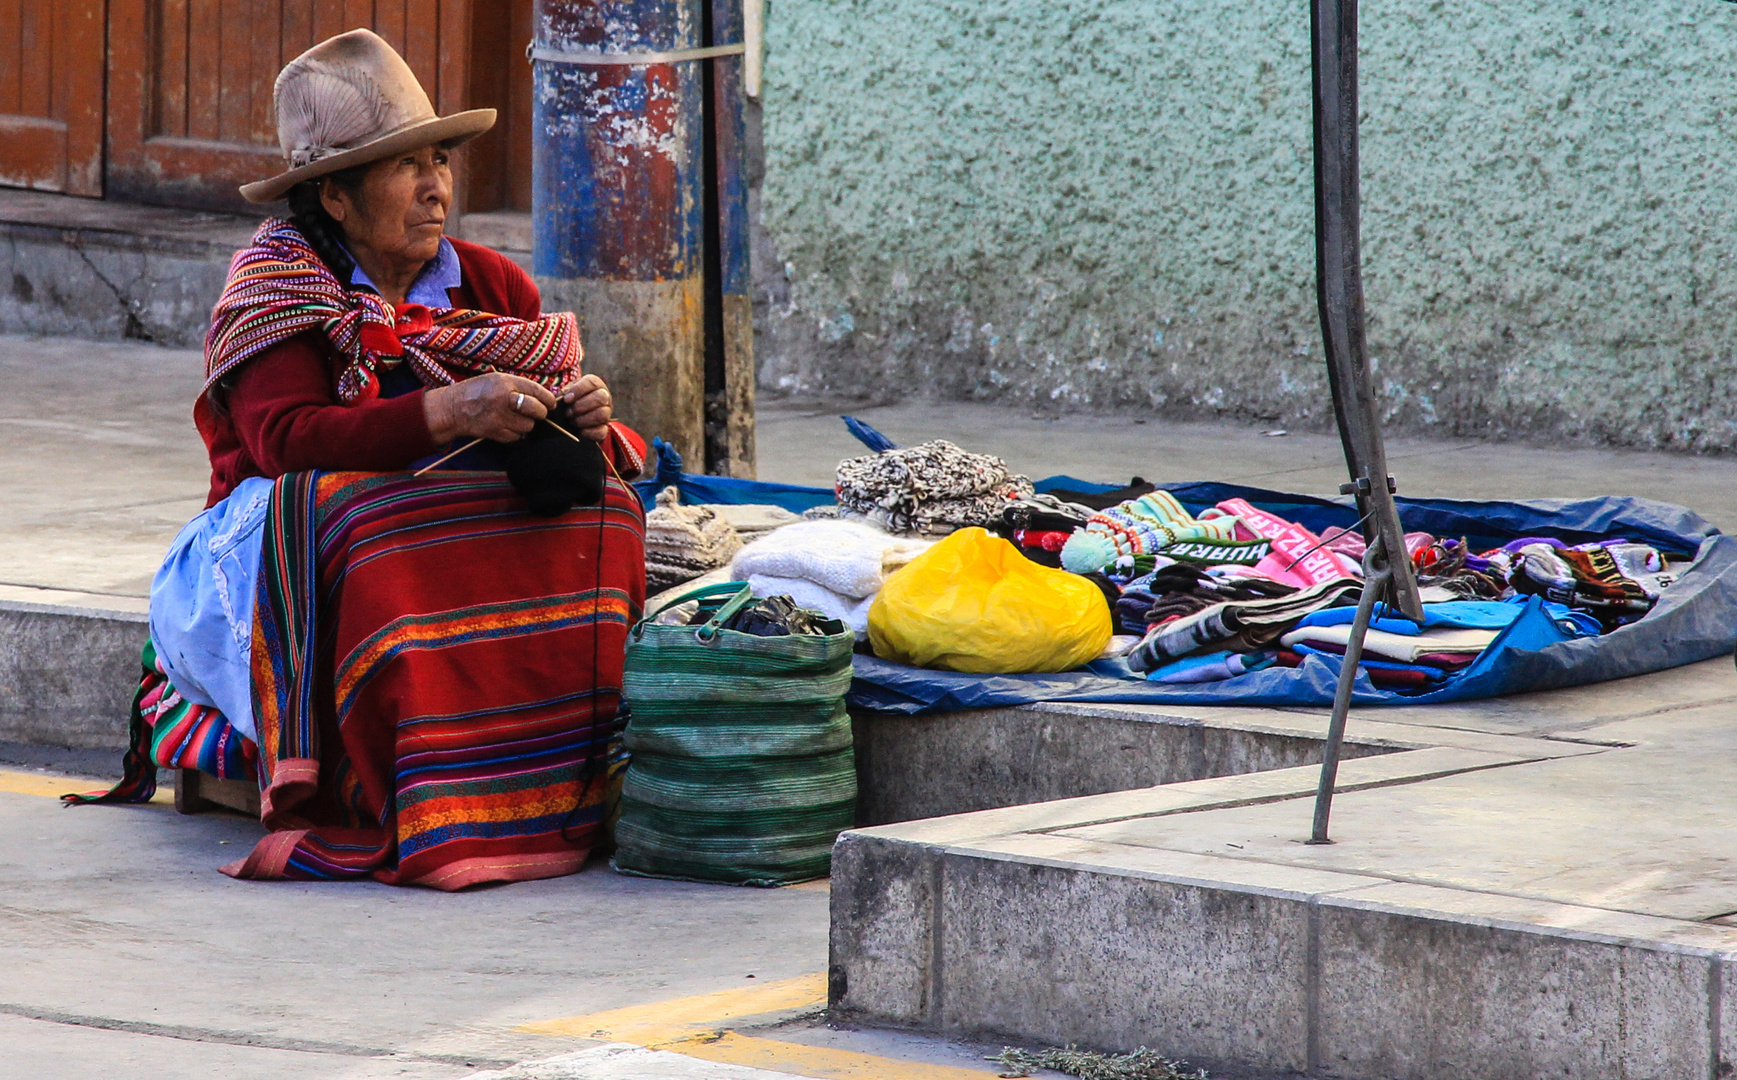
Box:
991 1044 1207 1080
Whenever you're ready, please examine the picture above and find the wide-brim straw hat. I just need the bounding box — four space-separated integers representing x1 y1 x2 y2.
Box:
240 28 495 204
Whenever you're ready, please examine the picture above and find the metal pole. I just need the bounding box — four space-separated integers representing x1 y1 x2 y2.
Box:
1310 0 1422 622
532 0 709 464
1309 537 1390 843
701 0 757 478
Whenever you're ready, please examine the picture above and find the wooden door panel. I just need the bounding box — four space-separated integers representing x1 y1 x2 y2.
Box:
0 0 105 196
108 0 472 213
463 0 530 213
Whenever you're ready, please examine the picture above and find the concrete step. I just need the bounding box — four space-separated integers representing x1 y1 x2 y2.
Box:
0 588 1413 800
0 189 253 348
0 190 531 349
829 665 1737 1080
852 656 1737 823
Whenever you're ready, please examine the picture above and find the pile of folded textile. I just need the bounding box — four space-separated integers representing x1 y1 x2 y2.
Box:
643 487 743 593
1059 491 1246 574
1127 577 1363 673
730 519 932 637
1410 537 1510 600
835 440 1035 536
998 493 1097 567
1275 598 1601 689
811 423 1689 692
1278 602 1505 690
1493 539 1679 630
1061 486 1687 693
997 479 1155 567
1114 564 1297 635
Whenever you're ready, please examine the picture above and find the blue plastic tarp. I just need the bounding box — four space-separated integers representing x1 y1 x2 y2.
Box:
850 484 1737 713
634 439 835 513
632 451 1737 714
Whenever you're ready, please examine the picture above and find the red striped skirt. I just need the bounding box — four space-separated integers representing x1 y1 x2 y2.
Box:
223 469 645 889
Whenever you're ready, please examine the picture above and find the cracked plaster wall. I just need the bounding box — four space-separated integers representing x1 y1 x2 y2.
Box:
752 0 1737 450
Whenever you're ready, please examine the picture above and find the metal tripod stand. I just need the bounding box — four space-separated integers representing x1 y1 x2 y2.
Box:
1306 0 1424 843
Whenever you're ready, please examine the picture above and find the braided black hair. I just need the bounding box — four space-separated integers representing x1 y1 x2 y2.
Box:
284 164 371 280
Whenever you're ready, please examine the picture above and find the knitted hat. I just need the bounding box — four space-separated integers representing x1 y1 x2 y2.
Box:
643 487 743 592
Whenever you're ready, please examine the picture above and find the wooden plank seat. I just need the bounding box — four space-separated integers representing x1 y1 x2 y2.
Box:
173 767 260 817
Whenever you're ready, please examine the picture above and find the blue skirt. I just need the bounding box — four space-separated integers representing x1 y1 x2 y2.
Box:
147 477 273 743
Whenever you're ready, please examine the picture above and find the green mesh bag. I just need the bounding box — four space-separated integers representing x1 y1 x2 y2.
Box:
611 582 858 885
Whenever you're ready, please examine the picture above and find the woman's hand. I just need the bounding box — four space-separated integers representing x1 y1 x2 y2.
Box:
424 373 556 444
559 374 615 442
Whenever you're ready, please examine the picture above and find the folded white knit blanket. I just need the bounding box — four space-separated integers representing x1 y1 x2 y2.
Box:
730 519 931 599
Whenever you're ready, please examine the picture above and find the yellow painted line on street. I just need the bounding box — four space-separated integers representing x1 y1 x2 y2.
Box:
522 974 1004 1078
656 1031 1002 1079
0 767 170 805
520 972 827 1041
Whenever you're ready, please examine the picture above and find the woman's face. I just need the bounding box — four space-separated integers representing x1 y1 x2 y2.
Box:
322 144 452 267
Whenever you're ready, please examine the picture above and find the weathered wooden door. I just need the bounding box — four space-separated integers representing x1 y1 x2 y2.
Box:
107 0 473 213
463 0 531 213
0 0 106 196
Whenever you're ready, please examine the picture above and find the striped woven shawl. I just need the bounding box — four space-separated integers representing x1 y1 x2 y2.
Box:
204 219 578 402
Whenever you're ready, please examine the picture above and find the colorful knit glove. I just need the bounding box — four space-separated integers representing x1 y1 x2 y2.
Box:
1060 491 1240 574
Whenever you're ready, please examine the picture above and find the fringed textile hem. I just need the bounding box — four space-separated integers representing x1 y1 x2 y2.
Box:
63 641 259 806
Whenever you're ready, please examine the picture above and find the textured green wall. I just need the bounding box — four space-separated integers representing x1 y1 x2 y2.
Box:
753 0 1737 450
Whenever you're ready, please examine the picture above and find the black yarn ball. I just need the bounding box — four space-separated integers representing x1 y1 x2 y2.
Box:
502 408 607 517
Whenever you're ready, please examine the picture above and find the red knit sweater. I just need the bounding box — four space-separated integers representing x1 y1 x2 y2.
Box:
196 238 636 507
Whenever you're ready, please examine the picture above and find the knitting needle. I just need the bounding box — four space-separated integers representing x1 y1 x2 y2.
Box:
538 416 586 444
411 416 595 478
544 381 633 486
412 437 485 477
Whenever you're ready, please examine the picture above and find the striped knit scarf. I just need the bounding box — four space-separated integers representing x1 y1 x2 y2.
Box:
1059 490 1241 574
203 219 579 402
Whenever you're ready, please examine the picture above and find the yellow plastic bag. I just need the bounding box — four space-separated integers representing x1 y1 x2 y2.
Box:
868 528 1113 674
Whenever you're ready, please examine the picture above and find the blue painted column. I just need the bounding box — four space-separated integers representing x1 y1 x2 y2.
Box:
532 0 709 466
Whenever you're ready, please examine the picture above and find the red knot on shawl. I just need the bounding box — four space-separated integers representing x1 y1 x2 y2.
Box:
202 218 579 403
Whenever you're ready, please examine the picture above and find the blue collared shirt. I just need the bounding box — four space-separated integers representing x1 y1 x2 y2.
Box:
344 236 463 307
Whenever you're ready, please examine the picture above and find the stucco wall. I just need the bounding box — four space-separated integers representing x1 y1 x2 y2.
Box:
752 0 1737 450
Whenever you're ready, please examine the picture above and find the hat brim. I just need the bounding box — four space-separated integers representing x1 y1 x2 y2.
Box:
239 109 498 204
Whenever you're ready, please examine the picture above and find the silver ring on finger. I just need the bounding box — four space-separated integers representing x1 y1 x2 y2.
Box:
513 392 526 414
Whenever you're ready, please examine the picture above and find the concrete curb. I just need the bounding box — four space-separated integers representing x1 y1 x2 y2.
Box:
0 600 144 751
828 687 1737 1079
832 825 1737 1080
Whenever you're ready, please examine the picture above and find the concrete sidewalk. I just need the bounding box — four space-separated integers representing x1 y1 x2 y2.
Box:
0 761 1045 1080
0 333 1080 1080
